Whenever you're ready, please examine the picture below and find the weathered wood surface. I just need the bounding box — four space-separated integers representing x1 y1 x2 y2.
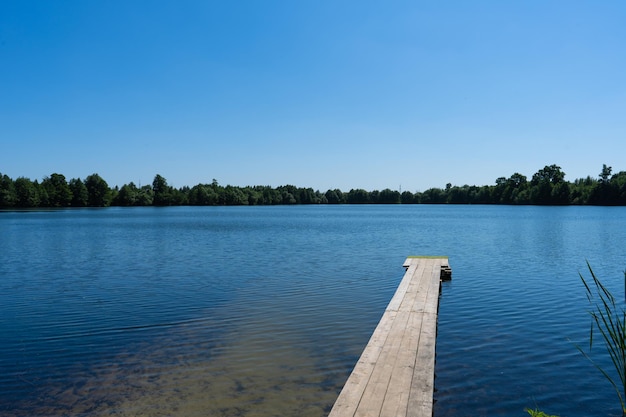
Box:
328 257 449 417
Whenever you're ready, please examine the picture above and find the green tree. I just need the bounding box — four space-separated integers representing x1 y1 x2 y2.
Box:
34 180 49 206
276 185 298 204
401 190 415 204
325 189 343 204
570 176 596 205
502 173 528 204
69 178 89 207
600 164 613 184
14 177 40 207
532 164 566 184
530 165 567 204
474 185 493 204
260 186 281 205
491 177 507 203
379 188 401 204
550 181 571 205
171 187 187 205
114 182 140 206
297 187 322 204
446 185 470 204
42 173 72 207
137 185 154 205
188 184 218 205
85 173 111 207
420 187 446 204
152 174 174 206
346 188 370 204
590 164 617 205
0 174 17 207
222 185 248 205
611 171 626 205
243 187 263 205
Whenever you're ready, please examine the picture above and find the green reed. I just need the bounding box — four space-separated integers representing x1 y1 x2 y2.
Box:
578 261 626 416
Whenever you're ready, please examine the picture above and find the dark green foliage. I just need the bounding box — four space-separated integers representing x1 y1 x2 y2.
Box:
136 185 154 206
378 188 401 204
346 189 370 204
0 173 17 207
222 185 249 205
14 177 40 207
498 173 528 204
188 184 219 205
2 163 626 208
570 176 596 205
276 185 298 205
69 178 88 207
420 187 446 204
613 172 626 205
401 190 415 204
42 173 72 207
113 182 142 206
297 187 322 204
589 165 626 205
152 174 173 206
324 189 340 204
85 173 111 207
446 185 470 204
528 165 568 204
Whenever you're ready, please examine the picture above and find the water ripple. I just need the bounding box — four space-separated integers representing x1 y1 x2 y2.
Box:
2 206 626 416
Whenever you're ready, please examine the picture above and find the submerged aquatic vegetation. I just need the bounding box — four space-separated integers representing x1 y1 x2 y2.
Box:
578 262 626 416
524 408 559 417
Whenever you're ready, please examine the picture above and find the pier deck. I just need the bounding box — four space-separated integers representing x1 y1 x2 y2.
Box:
328 257 450 417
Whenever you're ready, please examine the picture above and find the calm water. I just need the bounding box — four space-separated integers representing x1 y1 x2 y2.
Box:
1 205 625 416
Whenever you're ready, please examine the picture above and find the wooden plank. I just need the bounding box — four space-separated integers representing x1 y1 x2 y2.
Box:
375 264 430 416
328 257 449 417
329 263 419 417
407 261 441 417
401 261 433 313
387 261 425 312
378 310 424 417
353 309 412 417
328 311 397 417
407 313 437 417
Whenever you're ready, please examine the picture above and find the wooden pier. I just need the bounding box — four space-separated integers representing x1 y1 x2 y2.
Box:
328 257 451 417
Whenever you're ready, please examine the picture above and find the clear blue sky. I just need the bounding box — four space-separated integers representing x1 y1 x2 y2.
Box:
1 1 624 192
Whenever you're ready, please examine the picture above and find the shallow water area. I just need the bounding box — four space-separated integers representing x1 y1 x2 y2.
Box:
1 205 626 416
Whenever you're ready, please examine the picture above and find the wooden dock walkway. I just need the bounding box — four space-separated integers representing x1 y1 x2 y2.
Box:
328 257 451 417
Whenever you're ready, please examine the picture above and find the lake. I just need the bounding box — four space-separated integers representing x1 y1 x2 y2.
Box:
1 205 625 416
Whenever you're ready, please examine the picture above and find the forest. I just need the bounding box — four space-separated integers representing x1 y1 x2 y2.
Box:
1 164 626 208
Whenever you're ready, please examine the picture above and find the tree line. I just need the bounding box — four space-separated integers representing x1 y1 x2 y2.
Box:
1 164 626 208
